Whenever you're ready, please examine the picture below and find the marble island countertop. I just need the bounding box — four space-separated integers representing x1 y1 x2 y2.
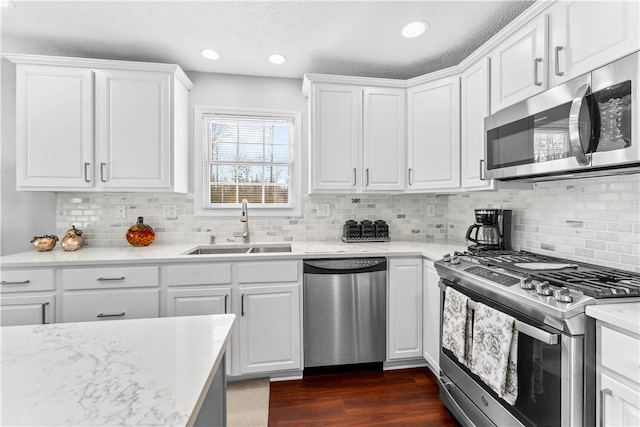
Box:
1 314 236 426
0 240 467 268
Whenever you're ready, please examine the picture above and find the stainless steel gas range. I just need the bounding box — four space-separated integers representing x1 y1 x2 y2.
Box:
435 250 640 427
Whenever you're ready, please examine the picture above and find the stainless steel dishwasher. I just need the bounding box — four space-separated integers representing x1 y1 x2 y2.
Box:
303 258 387 368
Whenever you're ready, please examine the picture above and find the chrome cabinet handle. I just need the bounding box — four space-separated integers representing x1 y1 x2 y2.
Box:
365 168 370 186
224 294 228 314
569 83 592 166
479 159 486 181
97 312 125 318
241 294 245 316
600 388 613 427
533 58 543 86
352 168 357 186
100 162 107 182
41 302 50 325
554 46 564 76
96 276 125 281
408 168 413 185
1 280 30 285
84 162 91 183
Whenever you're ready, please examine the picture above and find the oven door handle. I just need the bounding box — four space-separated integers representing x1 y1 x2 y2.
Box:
514 320 559 345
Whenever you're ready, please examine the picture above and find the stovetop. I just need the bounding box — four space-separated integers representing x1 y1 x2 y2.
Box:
434 250 640 328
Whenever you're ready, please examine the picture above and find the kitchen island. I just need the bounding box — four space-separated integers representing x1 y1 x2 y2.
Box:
1 314 235 426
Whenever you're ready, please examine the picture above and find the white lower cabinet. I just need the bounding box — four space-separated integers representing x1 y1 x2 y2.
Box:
596 323 640 427
387 258 423 360
238 284 301 374
422 259 440 374
0 295 55 326
167 288 230 317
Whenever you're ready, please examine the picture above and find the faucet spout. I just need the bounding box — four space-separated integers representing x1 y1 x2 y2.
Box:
240 199 250 244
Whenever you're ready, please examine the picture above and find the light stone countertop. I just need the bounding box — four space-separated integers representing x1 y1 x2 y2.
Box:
0 240 467 268
586 303 640 336
0 314 236 426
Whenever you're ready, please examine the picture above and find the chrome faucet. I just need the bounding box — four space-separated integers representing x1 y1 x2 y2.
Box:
240 199 250 244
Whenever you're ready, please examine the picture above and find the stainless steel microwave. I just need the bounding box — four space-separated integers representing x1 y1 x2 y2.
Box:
484 52 639 181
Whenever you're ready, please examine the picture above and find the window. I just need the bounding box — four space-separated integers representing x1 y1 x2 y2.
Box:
194 107 301 216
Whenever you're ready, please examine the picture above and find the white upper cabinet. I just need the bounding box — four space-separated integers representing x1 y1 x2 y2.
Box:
305 77 406 193
8 54 193 193
406 75 460 192
548 0 640 87
490 13 548 114
460 58 494 190
362 87 406 192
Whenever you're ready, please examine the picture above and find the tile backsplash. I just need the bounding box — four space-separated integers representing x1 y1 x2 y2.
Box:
57 174 639 272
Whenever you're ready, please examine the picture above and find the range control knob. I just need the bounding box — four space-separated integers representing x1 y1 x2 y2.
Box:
442 254 452 263
534 280 553 296
450 256 461 265
520 277 535 290
554 288 574 303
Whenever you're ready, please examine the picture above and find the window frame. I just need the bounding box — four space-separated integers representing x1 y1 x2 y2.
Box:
194 106 302 217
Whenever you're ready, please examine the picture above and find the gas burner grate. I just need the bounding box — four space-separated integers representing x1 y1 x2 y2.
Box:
533 268 640 298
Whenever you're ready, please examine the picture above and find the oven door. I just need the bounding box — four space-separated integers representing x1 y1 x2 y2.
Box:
438 280 585 427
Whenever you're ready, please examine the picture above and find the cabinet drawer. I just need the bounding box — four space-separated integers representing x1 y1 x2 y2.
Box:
601 325 640 383
166 263 232 286
63 289 159 323
237 261 299 284
0 269 55 293
62 266 159 290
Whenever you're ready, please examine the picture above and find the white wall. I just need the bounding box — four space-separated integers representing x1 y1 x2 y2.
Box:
1 58 57 255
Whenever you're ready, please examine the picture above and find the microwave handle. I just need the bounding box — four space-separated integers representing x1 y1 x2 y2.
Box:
568 83 591 166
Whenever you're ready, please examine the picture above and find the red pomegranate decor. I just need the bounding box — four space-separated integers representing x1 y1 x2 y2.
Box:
126 217 155 246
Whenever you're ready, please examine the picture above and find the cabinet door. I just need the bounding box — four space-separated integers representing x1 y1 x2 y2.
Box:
363 87 406 192
0 295 54 326
388 258 423 360
238 284 301 374
63 289 160 322
15 65 93 189
549 1 640 87
490 14 548 113
422 260 440 374
95 69 172 190
407 76 461 191
167 288 231 317
309 83 361 192
599 373 640 427
460 58 494 191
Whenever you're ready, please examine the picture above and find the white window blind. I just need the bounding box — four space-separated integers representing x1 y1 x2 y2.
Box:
201 113 294 208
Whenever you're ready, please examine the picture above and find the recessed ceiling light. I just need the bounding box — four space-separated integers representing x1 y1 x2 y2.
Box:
201 49 220 60
402 20 429 38
268 53 287 65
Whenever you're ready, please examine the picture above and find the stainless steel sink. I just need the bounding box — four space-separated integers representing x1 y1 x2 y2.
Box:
184 243 291 255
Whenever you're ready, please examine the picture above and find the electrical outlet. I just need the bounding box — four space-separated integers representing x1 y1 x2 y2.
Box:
162 204 177 219
427 205 436 217
317 203 330 217
116 204 127 219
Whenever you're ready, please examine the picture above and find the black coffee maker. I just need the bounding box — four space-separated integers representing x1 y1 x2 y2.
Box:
465 209 512 252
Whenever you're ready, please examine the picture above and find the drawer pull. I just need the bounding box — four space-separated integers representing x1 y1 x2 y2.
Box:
41 302 50 325
600 388 613 426
241 294 245 316
1 280 31 285
533 57 543 86
97 312 125 318
96 276 125 282
224 294 229 314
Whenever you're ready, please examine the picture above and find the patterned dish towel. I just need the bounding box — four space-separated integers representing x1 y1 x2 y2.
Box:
442 287 473 366
470 302 519 405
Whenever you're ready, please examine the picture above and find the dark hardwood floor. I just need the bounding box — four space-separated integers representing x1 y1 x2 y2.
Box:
268 367 462 426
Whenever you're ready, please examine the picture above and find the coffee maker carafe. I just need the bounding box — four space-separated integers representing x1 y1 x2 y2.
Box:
465 209 512 251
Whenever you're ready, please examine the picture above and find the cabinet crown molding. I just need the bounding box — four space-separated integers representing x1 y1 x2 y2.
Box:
4 53 194 90
302 73 406 97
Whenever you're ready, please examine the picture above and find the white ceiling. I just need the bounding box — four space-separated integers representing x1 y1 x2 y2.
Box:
1 0 534 80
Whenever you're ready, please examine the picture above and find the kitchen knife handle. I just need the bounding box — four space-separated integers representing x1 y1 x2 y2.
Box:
352 168 357 186
97 276 125 281
97 312 125 318
241 294 245 316
84 162 91 183
554 46 564 76
365 168 370 186
1 280 30 285
600 388 613 427
408 168 413 185
533 57 543 86
100 162 107 183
